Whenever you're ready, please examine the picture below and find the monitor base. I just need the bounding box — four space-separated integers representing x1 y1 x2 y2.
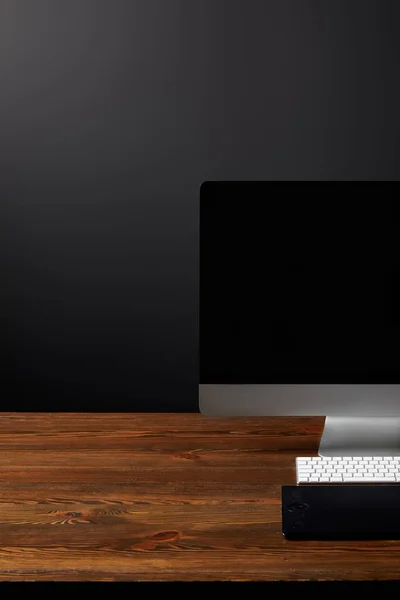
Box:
319 416 400 457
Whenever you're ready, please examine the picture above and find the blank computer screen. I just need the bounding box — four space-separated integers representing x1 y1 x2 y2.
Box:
200 182 400 384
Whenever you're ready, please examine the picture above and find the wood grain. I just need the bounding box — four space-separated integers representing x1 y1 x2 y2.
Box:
0 413 397 582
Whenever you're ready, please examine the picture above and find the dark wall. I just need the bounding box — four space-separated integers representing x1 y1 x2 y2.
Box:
1 0 400 411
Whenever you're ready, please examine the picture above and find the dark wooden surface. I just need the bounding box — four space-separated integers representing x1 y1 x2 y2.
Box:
0 413 398 581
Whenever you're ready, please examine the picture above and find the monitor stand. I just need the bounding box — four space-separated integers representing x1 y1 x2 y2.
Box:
319 416 400 457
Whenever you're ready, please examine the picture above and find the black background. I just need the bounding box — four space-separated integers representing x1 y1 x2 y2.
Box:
2 1 400 412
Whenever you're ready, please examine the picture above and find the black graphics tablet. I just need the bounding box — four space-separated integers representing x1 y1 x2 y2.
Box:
282 485 400 540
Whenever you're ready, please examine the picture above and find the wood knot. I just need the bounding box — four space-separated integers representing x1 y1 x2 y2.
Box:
131 530 181 551
65 512 82 518
178 451 201 461
148 530 180 542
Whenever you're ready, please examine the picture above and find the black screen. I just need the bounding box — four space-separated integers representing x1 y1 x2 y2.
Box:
200 182 400 384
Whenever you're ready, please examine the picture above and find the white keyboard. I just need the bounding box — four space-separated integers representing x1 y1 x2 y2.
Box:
296 457 400 484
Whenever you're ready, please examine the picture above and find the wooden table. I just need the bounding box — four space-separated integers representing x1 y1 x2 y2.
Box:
0 413 398 582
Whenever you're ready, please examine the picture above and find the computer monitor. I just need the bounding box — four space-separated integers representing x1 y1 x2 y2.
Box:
199 182 400 457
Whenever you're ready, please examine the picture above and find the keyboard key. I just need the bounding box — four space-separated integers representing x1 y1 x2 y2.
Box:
344 477 394 482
